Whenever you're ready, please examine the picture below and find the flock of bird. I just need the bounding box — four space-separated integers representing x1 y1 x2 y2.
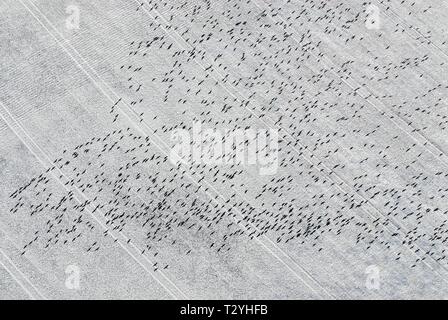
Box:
8 0 448 273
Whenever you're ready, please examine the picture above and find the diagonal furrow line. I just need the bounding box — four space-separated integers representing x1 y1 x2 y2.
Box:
131 0 341 298
0 224 46 275
376 0 448 60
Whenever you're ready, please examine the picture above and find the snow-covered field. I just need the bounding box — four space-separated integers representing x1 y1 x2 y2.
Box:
1 0 448 299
